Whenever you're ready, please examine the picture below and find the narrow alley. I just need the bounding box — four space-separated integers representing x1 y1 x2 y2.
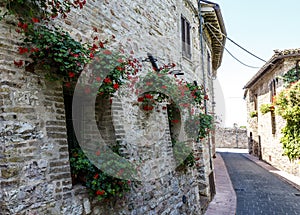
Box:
221 152 300 215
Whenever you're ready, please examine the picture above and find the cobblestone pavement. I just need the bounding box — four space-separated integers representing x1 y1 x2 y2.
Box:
220 152 300 215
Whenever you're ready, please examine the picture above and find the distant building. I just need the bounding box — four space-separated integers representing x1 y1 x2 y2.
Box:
244 49 300 177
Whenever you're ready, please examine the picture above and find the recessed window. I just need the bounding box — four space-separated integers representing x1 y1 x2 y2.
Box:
269 79 277 102
181 16 191 59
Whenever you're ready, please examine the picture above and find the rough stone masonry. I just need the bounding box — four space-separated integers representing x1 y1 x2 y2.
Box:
0 0 224 214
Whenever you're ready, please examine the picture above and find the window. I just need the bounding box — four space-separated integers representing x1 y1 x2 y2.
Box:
181 16 191 58
253 94 258 111
269 78 277 102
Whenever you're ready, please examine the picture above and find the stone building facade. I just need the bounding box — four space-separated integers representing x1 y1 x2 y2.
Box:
244 49 300 177
0 0 226 214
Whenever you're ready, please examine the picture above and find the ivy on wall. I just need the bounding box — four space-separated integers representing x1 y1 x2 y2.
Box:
274 80 300 160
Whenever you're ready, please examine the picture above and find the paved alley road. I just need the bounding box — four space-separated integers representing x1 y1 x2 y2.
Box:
220 152 300 215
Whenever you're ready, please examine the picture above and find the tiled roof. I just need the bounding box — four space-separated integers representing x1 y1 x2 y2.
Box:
243 48 300 89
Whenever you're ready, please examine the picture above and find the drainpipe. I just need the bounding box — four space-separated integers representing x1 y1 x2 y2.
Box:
198 0 213 171
198 0 219 170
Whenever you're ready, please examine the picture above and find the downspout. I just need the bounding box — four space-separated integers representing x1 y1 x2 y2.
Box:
197 0 212 170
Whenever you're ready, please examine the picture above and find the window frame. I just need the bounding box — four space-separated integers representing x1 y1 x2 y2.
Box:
181 15 191 59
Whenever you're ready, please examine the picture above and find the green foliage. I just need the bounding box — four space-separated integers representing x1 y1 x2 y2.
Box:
260 103 275 115
274 80 300 160
70 146 131 201
279 67 300 87
24 25 91 77
172 140 195 170
1 0 85 21
249 110 258 118
184 113 213 140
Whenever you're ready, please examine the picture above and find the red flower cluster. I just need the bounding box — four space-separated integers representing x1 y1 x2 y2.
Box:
137 97 144 102
143 105 154 111
68 72 75 78
144 94 153 99
18 47 29 54
171 119 180 124
32 17 39 23
104 77 112 84
17 22 28 31
96 190 105 195
74 0 86 9
113 83 119 90
14 60 23 67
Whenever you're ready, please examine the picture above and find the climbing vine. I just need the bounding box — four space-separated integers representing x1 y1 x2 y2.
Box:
274 80 300 160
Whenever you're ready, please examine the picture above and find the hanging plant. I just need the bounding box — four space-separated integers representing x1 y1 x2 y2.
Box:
249 110 258 118
260 103 275 115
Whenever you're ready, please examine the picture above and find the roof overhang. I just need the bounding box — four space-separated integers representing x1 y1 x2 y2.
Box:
201 2 227 72
243 49 300 89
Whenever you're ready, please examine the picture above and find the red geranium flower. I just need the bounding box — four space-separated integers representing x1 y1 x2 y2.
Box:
171 119 180 124
104 77 112 84
94 173 99 179
204 95 209 100
99 42 104 49
91 44 98 51
21 23 28 30
30 48 39 53
14 60 23 67
113 83 119 90
144 94 153 99
143 105 154 111
68 72 75 78
137 97 144 102
32 17 39 23
96 190 105 195
18 47 29 54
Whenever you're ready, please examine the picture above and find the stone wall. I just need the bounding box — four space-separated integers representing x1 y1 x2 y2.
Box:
0 0 218 214
246 56 300 177
215 127 248 149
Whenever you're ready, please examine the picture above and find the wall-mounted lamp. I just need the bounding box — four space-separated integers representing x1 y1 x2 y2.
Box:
147 53 159 71
169 70 184 77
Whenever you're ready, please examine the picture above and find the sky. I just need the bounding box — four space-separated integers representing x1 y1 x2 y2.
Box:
212 0 300 127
